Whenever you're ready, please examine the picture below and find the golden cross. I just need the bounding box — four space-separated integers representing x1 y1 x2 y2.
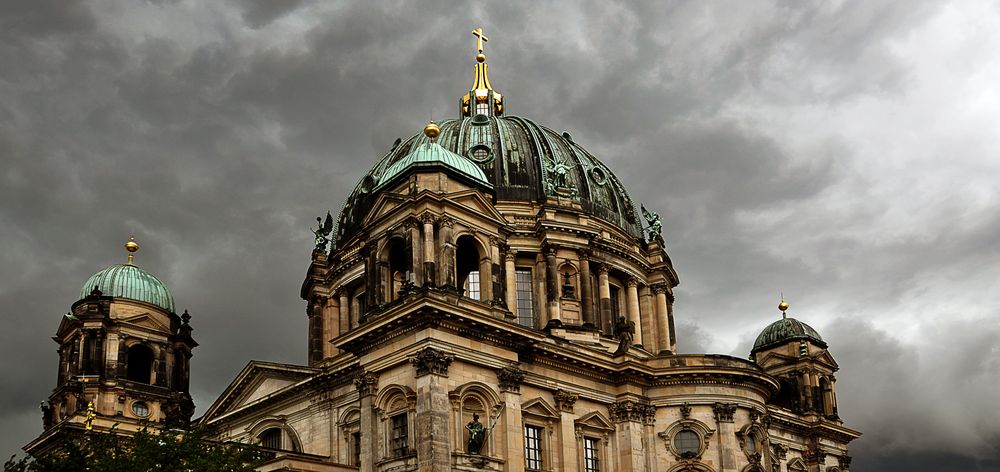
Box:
472 27 488 53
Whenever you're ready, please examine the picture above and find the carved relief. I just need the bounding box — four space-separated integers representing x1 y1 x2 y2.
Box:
713 402 736 423
679 402 692 418
609 399 651 423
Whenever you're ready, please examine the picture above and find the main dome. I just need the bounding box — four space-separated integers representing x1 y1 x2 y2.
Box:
79 263 175 313
335 115 644 245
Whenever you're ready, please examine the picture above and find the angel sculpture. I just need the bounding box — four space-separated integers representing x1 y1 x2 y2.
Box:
640 204 662 241
312 211 334 251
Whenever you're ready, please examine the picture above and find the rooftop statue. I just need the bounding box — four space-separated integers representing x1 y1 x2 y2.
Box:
312 211 334 251
641 204 662 242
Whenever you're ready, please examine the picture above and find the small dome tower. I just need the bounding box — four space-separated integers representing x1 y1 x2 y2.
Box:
26 237 197 455
751 299 840 420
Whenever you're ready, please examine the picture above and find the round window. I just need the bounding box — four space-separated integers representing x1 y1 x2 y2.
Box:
468 144 493 163
746 432 757 454
674 429 700 458
132 401 150 417
589 167 607 186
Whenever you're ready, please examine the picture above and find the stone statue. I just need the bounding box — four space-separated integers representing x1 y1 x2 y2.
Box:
613 315 635 355
466 413 486 455
640 204 662 241
312 211 334 251
40 401 52 429
545 158 578 195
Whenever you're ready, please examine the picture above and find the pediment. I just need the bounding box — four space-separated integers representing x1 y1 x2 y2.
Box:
811 350 839 370
363 193 408 226
521 397 559 419
200 360 317 421
120 313 170 332
575 411 614 431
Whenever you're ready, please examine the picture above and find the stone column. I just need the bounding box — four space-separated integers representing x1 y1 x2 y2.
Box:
324 295 340 358
653 285 671 354
354 371 380 472
339 290 351 332
713 403 738 471
555 390 580 472
410 347 454 472
597 266 612 333
545 245 561 325
307 296 325 365
800 369 814 413
422 214 436 286
535 254 549 327
497 366 525 472
829 375 840 417
625 278 643 347
439 217 456 288
487 236 502 305
610 400 647 472
408 220 423 285
504 252 517 314
578 251 596 328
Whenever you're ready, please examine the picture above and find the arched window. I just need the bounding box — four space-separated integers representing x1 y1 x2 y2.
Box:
126 344 154 384
456 235 482 300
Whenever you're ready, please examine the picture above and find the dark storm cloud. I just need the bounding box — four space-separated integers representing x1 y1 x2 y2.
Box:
2 1 997 470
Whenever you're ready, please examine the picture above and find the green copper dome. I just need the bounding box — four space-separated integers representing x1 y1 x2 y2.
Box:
80 264 175 313
751 316 826 353
336 115 644 245
377 141 491 191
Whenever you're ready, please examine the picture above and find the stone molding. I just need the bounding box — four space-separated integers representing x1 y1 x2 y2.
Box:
679 402 692 418
409 347 454 377
609 399 655 424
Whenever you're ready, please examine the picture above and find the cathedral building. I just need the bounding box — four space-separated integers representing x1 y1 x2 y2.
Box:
28 29 859 472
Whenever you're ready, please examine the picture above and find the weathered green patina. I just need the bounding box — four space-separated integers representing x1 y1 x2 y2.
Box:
752 316 826 353
80 263 175 313
376 140 491 191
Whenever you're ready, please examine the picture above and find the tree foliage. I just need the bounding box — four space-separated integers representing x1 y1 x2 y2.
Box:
5 426 262 472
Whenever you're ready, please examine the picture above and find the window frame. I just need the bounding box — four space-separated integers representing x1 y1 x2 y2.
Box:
524 423 544 470
583 436 600 472
515 268 536 327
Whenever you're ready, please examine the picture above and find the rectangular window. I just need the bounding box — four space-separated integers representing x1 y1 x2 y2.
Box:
466 271 481 300
515 269 535 327
391 413 408 457
584 437 600 472
476 101 491 116
524 425 543 470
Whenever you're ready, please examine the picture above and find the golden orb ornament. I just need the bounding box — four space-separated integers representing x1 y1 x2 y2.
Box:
423 121 440 139
778 299 789 313
476 53 486 63
125 237 139 253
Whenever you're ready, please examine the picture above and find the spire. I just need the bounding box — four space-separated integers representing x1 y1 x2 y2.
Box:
460 27 504 117
125 236 139 264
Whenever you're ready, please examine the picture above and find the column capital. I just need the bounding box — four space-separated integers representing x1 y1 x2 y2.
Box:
626 277 639 288
504 251 517 262
576 249 591 260
651 283 668 294
409 347 455 377
597 264 609 276
553 389 579 413
488 235 502 247
420 212 436 225
608 399 651 424
713 402 737 423
354 370 379 397
438 215 454 227
496 365 525 393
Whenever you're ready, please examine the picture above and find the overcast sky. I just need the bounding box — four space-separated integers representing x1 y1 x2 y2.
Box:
2 1 999 470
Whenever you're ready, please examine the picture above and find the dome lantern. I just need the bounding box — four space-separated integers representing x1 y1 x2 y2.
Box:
460 27 504 117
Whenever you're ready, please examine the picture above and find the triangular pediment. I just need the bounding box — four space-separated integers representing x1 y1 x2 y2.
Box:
120 312 170 332
200 360 317 421
521 397 559 419
575 411 614 431
811 350 839 370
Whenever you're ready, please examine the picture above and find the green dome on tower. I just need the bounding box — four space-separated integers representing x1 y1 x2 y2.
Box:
80 264 175 313
79 238 175 313
751 316 826 354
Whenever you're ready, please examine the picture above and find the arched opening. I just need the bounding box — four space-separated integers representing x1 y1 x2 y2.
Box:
385 238 410 301
456 235 482 300
126 344 154 384
258 427 282 450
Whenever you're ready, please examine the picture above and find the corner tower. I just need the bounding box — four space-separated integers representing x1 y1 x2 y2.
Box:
25 238 197 456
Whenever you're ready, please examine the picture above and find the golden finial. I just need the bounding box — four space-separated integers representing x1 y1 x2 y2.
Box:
84 401 96 431
778 295 789 319
461 27 504 117
125 236 139 264
423 121 440 141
